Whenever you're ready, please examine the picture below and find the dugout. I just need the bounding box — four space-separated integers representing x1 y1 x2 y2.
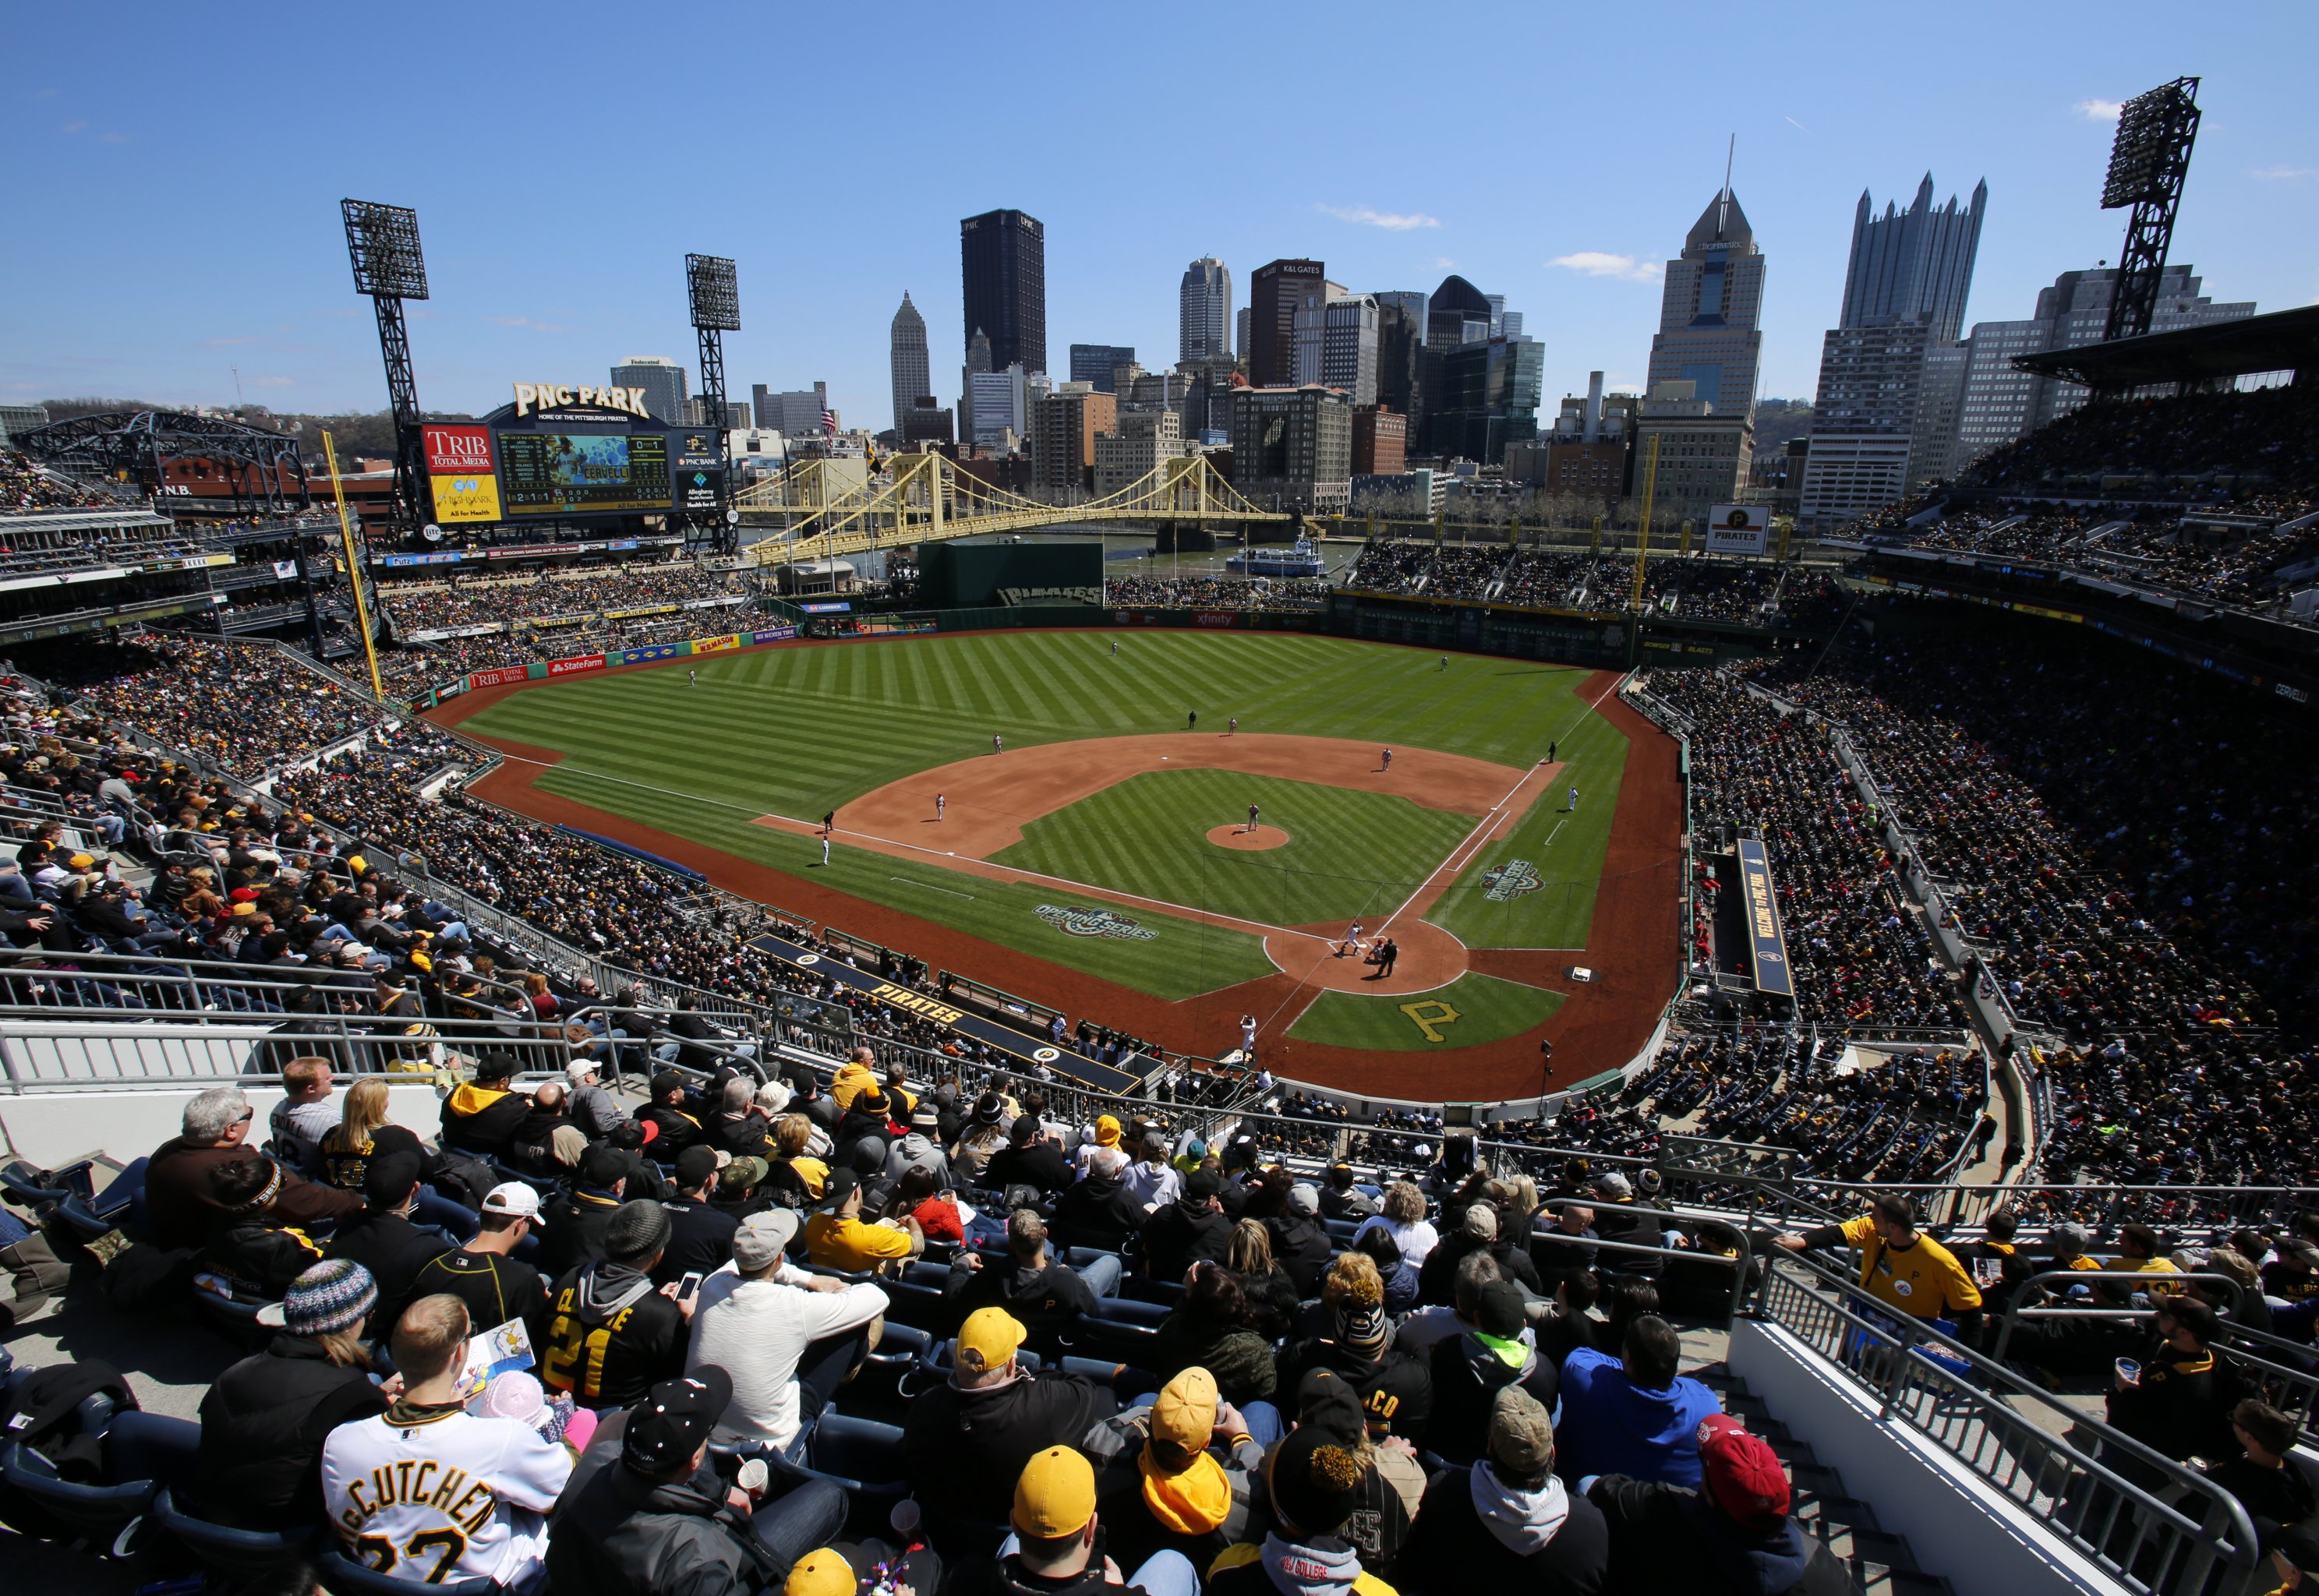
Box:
921 538 1102 608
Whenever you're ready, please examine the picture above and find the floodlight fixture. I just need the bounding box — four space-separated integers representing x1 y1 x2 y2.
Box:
688 253 741 331
2102 78 2201 210
341 200 430 302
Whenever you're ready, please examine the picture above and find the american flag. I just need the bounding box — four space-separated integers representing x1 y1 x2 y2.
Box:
818 408 836 435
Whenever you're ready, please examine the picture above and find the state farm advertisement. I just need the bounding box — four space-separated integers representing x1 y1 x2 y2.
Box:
545 654 606 678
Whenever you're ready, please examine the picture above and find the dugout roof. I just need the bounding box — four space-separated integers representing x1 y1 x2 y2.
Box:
2011 304 2319 390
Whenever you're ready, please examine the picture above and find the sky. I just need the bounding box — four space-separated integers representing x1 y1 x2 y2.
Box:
5 2 2315 432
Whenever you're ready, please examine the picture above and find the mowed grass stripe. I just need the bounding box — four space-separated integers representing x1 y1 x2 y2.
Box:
1426 705 1629 950
461 632 1609 1001
993 769 1471 927
1285 973 1564 1052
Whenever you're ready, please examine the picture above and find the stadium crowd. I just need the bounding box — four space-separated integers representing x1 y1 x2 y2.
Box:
1347 538 1840 627
378 563 755 636
1737 627 2317 1195
1 446 117 513
1102 575 1330 611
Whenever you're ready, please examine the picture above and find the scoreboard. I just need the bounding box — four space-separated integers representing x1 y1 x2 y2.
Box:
430 383 725 528
499 433 671 515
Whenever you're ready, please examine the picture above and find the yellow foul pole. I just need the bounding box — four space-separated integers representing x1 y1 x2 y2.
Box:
1629 433 1660 612
322 430 387 703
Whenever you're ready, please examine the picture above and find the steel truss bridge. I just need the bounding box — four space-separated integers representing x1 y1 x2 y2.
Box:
734 454 1292 565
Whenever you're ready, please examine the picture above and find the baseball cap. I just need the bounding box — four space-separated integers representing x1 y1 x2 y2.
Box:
1013 1445 1098 1540
1487 1386 1556 1476
1593 1171 1633 1200
579 1145 627 1189
651 1069 687 1099
1149 1366 1218 1455
732 1209 802 1271
1287 1184 1320 1216
1698 1414 1790 1525
482 1182 542 1220
1462 1204 1498 1241
675 1144 721 1189
720 1155 769 1192
1267 1427 1364 1537
1476 1279 1528 1340
1185 1169 1224 1202
622 1367 734 1474
957 1306 1027 1373
565 1059 599 1082
362 1150 422 1209
819 1167 861 1210
784 1550 855 1596
68 853 95 870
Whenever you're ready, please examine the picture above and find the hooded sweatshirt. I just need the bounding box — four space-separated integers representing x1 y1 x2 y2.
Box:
1589 1475 1843 1596
1426 1328 1559 1467
1555 1349 1721 1489
1206 1531 1397 1596
541 1259 687 1408
1391 1464 1608 1596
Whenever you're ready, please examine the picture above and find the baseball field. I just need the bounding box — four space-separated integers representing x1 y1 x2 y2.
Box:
435 628 1683 1096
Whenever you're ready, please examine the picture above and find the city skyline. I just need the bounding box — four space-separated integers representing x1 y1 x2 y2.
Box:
4 5 2313 429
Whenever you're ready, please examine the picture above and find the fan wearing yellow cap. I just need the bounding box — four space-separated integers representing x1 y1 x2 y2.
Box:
1081 1365 1268 1570
995 1446 1202 1596
900 1308 1123 1541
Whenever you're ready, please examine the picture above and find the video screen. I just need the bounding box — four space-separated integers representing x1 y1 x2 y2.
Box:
499 432 671 514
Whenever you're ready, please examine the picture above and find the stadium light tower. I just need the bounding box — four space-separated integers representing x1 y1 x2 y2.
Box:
2099 77 2201 344
686 253 740 551
341 200 430 525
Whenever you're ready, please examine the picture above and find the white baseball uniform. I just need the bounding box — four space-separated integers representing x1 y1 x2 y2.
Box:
320 1408 571 1588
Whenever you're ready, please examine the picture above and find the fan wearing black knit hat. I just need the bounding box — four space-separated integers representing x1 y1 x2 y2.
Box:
321 1149 451 1312
540 1198 694 1408
538 1142 634 1276
1206 1425 1400 1596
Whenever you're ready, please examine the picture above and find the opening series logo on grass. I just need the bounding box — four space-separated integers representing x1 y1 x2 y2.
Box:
1035 904 1158 941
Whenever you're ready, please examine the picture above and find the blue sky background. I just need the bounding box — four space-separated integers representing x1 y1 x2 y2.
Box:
5 2 2313 429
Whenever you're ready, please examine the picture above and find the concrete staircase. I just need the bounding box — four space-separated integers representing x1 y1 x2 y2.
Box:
1696 1359 1957 1596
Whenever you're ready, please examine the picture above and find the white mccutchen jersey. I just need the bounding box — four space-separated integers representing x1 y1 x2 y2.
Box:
320 1407 572 1587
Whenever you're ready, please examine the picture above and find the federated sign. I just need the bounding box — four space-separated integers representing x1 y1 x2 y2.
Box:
1734 836 1794 998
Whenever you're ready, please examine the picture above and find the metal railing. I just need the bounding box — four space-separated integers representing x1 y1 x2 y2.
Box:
1750 1253 2259 1595
1805 1180 2319 1232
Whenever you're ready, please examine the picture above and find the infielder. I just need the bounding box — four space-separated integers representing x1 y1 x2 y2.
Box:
1381 748 1393 772
820 832 832 865
1228 716 1238 736
936 793 946 821
992 733 1003 754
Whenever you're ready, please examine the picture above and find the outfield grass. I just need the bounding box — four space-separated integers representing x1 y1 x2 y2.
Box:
993 769 1472 928
459 630 1605 1002
1426 703 1629 950
1285 973 1564 1052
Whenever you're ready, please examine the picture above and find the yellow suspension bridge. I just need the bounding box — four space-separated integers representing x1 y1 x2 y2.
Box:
734 454 1292 566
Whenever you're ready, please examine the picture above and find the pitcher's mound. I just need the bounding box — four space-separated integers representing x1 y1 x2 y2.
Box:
1207 823 1291 851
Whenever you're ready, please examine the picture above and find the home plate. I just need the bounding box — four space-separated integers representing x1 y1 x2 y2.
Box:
1567 966 1596 983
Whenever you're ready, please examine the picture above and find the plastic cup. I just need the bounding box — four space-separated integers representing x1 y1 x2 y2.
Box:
2115 1358 2141 1387
736 1458 769 1494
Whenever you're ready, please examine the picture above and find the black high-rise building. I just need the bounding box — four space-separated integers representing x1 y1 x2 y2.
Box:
1248 259 1324 387
960 209 1047 376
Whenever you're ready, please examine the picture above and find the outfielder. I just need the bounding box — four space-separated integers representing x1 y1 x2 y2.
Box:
688 668 697 686
1569 786 1579 811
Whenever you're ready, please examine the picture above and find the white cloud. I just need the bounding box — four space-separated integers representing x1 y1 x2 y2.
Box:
1433 256 1455 270
245 376 295 389
2252 164 2317 182
486 315 571 332
2076 99 2123 122
1548 252 1662 284
1317 203 1441 231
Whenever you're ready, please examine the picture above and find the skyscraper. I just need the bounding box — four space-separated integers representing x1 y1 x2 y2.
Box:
1839 174 1987 341
1374 297 1426 437
1068 344 1137 394
889 292 931 431
611 356 688 423
1321 296 1380 407
1179 258 1232 363
1248 260 1324 387
960 209 1046 376
1426 276 1493 351
1800 175 1988 523
1645 186 1766 418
